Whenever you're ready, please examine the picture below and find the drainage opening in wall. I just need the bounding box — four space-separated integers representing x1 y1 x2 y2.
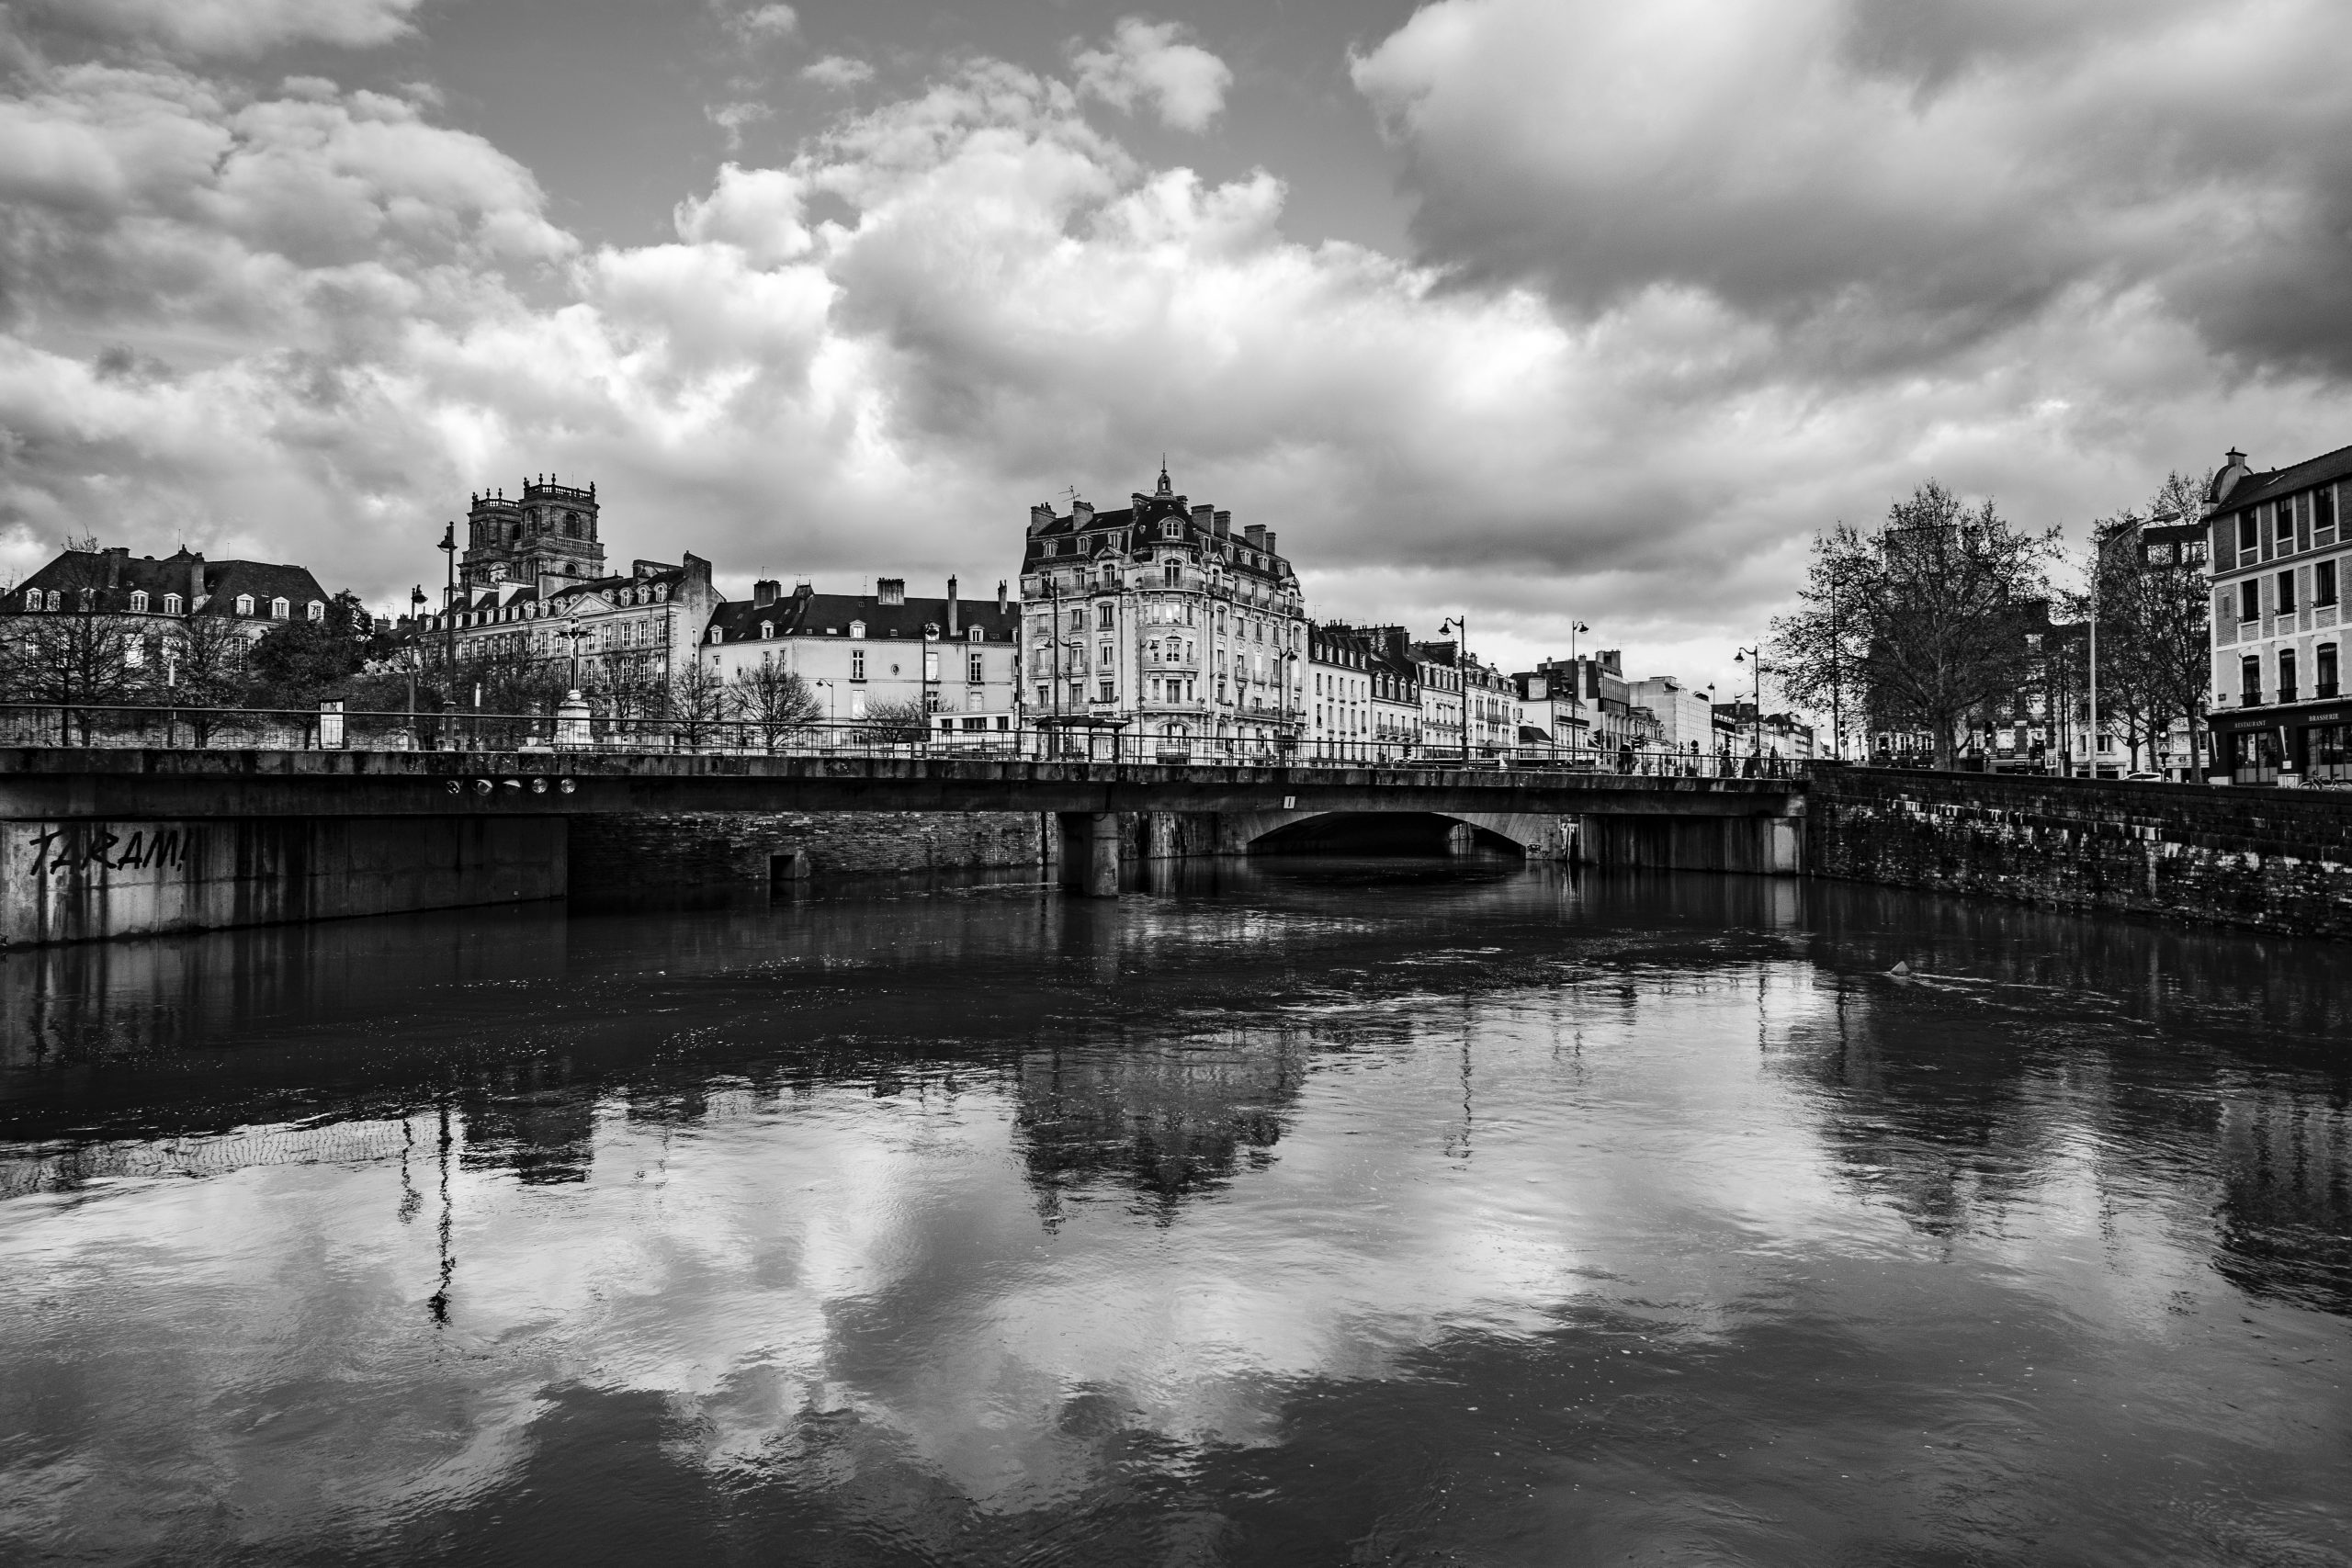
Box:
770 851 810 887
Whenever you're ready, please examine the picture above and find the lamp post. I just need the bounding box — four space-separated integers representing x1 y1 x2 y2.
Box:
1735 645 1764 763
563 612 586 694
408 584 425 731
1441 615 1469 760
436 523 458 747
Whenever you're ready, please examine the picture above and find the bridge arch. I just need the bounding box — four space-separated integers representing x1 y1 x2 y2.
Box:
1227 808 1567 860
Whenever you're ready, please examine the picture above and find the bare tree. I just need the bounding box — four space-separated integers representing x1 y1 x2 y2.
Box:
665 655 730 750
858 696 931 746
161 613 255 744
1770 535 1870 761
2082 471 2214 774
728 660 819 750
1775 482 2056 770
1 558 141 742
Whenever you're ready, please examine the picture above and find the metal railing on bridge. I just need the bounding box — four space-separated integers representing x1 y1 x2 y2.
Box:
0 702 1809 779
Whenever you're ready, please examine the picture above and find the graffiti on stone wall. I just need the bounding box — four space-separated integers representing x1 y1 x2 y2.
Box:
24 826 191 877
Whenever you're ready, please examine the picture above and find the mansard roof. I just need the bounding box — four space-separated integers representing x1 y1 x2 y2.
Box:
2210 441 2352 516
16 547 329 615
705 589 1021 642
1023 481 1295 583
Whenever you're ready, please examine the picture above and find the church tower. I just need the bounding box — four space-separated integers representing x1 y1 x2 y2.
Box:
462 475 605 589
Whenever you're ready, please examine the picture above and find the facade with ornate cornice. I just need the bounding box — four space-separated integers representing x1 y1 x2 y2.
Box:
1016 468 1305 756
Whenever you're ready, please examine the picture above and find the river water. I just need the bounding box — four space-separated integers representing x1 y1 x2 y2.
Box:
2 860 2347 1566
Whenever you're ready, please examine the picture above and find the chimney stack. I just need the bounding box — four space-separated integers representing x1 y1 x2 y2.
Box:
997 579 1008 612
1029 502 1055 535
1242 524 1267 550
1072 500 1094 526
1213 510 1230 538
1191 503 1213 530
188 552 206 606
103 546 127 588
752 578 779 607
947 574 959 636
1262 530 1277 557
794 577 811 597
877 576 905 606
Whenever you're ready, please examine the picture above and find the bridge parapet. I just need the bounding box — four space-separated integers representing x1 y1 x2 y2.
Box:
0 747 1806 820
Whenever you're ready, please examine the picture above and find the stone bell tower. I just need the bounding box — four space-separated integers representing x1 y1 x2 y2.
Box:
461 474 605 589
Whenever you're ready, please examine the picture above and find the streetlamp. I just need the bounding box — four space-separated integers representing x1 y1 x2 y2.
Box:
562 612 587 694
1441 615 1470 761
408 584 425 731
1734 646 1765 764
813 677 835 750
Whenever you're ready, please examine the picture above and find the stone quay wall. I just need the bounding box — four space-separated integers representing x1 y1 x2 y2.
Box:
569 810 1047 894
1808 768 2352 938
0 816 563 946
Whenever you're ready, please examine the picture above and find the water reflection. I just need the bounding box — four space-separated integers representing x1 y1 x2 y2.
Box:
2 862 2348 1564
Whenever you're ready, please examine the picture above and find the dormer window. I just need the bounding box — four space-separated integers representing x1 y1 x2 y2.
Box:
1162 520 1180 539
45 591 60 610
967 626 983 643
306 600 323 622
759 621 775 638
130 591 149 612
270 596 288 619
708 626 724 644
850 620 866 639
23 590 41 611
235 594 254 615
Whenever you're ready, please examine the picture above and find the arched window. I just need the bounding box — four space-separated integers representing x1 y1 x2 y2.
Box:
235 594 254 615
1161 520 1180 539
164 593 182 615
708 626 724 644
270 596 288 618
129 590 149 612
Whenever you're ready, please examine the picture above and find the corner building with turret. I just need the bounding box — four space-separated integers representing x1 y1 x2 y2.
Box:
1018 468 1306 756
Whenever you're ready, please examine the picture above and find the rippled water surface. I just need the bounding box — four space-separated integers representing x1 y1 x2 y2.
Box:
3 860 2348 1566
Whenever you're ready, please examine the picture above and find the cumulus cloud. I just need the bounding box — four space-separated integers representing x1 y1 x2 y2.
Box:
707 99 772 151
19 0 426 56
1071 17 1233 134
1351 0 2352 378
3 14 2349 685
719 2 798 46
800 54 875 91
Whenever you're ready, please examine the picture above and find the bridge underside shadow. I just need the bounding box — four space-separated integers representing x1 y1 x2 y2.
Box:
1246 811 1527 858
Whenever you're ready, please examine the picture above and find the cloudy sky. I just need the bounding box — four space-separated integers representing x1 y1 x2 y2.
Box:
4 0 2350 688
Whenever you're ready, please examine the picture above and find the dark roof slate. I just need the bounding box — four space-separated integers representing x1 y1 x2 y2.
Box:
2211 441 2352 515
15 548 330 617
706 591 1021 642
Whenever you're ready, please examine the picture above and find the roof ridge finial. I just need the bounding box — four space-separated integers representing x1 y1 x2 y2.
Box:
1156 454 1172 497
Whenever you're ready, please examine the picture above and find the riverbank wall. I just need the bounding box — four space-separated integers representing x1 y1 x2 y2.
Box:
569 810 1047 894
1807 769 2352 938
0 817 563 946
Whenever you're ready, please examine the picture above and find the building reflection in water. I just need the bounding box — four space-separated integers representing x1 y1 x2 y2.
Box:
3 859 2350 1563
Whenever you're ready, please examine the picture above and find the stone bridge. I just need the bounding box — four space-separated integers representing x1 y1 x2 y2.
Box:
0 747 1806 943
